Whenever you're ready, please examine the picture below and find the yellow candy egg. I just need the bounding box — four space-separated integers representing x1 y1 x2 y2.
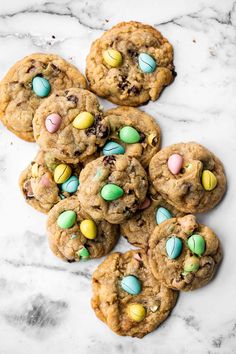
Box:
147 133 158 147
54 164 72 184
73 112 94 130
80 219 97 240
202 170 217 191
31 163 39 178
103 49 122 67
127 304 146 322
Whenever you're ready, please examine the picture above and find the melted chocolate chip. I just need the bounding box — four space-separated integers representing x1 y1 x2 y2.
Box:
96 124 109 138
128 86 140 95
103 155 116 166
67 95 78 104
127 49 138 58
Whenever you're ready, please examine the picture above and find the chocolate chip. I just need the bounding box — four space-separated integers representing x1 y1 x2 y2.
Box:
139 132 145 142
74 149 81 156
127 49 138 58
128 86 140 95
96 124 109 138
67 95 78 104
103 155 116 166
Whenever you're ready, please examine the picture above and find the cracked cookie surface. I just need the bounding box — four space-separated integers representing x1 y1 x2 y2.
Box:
47 196 119 262
33 88 109 163
149 142 226 213
86 21 175 106
91 250 178 338
77 155 148 224
0 53 86 141
148 215 222 291
103 106 161 168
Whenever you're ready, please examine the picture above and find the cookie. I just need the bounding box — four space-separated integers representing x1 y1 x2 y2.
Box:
0 53 87 141
33 88 109 163
149 142 226 213
103 106 161 168
47 196 119 262
77 155 148 224
91 250 178 338
19 151 82 214
86 21 175 106
121 191 184 249
148 215 222 291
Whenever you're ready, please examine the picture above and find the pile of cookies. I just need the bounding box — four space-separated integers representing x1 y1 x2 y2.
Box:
0 21 226 338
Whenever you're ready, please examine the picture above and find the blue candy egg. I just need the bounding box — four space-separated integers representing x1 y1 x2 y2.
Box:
166 237 183 259
156 207 172 225
32 76 51 97
121 275 141 295
138 53 157 73
61 175 79 193
103 141 125 156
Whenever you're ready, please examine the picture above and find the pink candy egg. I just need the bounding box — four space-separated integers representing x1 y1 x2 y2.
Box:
40 174 51 187
167 154 183 175
45 113 62 133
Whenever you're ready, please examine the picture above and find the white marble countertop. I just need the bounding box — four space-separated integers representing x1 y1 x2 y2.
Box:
0 0 236 353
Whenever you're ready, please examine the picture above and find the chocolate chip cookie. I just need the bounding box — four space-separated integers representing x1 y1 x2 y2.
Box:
121 190 184 249
77 155 148 224
148 215 222 291
0 53 87 141
103 106 161 168
86 21 175 106
19 151 81 214
47 196 119 262
91 250 178 338
33 88 109 163
149 142 226 213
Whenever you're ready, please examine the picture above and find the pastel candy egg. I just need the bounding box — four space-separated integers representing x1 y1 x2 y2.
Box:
119 126 140 144
138 53 157 73
127 304 146 322
32 76 51 97
121 275 141 295
100 183 124 201
156 207 172 225
31 163 39 178
45 113 62 133
184 256 200 272
80 219 97 240
61 175 79 193
103 141 125 156
147 133 158 147
103 49 122 67
54 164 72 184
202 170 217 191
167 154 183 175
166 236 183 259
73 112 94 130
76 247 90 260
187 234 205 256
57 210 77 229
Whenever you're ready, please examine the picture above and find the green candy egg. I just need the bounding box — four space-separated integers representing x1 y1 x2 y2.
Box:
76 247 90 260
184 256 200 272
57 210 77 229
100 183 124 201
119 126 140 144
187 234 205 256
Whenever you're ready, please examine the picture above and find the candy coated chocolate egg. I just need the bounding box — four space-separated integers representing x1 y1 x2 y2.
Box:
119 126 140 144
167 154 183 175
184 256 200 272
57 210 76 229
80 219 97 240
73 112 94 130
61 175 79 193
45 113 62 133
202 170 217 191
32 76 51 97
100 183 124 201
166 236 183 259
103 49 122 67
76 247 89 260
187 234 205 256
147 133 158 147
103 141 125 156
127 304 146 322
138 53 157 73
156 207 172 225
121 275 141 295
54 164 72 184
31 163 39 178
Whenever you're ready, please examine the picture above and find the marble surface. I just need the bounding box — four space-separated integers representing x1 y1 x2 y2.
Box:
0 0 235 353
